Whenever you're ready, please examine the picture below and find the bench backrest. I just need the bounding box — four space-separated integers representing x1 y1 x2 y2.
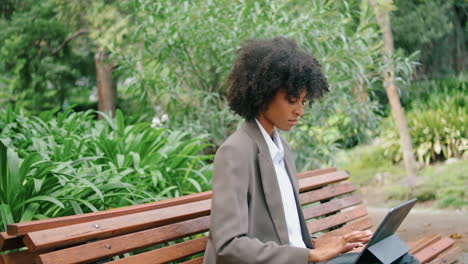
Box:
1 168 372 264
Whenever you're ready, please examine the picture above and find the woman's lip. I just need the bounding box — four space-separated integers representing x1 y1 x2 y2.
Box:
288 120 297 125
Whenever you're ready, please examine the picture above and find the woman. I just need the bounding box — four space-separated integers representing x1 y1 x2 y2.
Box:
203 37 419 264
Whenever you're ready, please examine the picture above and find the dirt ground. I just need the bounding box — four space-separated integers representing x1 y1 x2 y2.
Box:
360 186 468 262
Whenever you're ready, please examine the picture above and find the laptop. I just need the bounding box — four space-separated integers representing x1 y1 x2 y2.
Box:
324 198 418 264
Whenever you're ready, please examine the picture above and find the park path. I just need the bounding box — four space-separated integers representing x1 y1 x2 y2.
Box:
367 206 468 262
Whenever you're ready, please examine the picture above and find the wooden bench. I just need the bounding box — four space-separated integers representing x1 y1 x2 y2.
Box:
0 168 462 264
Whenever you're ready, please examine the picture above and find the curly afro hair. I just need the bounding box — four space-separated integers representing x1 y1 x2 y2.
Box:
226 37 329 120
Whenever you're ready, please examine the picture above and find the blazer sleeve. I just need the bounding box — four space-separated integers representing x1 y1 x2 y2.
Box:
209 143 310 264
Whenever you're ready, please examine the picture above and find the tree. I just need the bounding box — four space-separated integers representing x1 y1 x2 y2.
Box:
369 0 418 186
0 0 92 112
117 0 387 168
392 0 467 76
55 0 130 118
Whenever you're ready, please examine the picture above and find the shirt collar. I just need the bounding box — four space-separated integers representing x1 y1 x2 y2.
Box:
255 119 284 163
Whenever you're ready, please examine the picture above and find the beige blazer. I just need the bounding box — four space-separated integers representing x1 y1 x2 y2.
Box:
203 120 313 264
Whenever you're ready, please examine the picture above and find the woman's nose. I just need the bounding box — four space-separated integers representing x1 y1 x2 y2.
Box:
296 103 304 117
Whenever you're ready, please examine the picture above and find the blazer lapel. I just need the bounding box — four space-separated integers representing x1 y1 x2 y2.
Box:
257 153 290 245
243 121 290 245
283 146 314 249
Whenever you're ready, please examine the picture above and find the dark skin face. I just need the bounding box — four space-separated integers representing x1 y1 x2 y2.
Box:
256 89 307 135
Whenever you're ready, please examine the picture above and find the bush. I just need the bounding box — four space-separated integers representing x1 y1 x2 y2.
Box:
0 106 212 231
400 75 467 111
380 89 467 165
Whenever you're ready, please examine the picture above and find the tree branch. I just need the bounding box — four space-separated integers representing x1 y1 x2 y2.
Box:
52 29 89 55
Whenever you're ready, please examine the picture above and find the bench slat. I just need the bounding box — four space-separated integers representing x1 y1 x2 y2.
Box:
307 206 368 234
318 216 374 238
25 199 211 251
413 237 455 264
299 182 356 205
303 194 362 219
297 168 336 179
37 216 210 264
427 245 462 264
7 191 212 236
299 171 350 192
108 236 208 264
409 234 442 254
0 232 24 251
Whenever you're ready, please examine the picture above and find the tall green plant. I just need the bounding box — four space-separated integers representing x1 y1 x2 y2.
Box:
0 107 212 231
380 94 467 164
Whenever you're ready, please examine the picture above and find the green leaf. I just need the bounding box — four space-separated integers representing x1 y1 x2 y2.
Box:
23 195 65 209
20 203 40 222
186 177 202 192
0 204 15 230
19 152 41 182
69 200 84 215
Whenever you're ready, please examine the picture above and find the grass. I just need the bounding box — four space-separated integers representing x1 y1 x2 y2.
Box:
336 143 468 208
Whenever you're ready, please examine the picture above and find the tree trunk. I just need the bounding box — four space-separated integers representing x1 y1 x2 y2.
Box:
95 50 116 119
369 0 418 186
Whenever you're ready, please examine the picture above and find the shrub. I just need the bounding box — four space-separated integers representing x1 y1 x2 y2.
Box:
380 90 467 165
0 106 212 231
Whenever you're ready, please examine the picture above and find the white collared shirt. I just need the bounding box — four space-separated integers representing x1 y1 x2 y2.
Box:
255 119 307 248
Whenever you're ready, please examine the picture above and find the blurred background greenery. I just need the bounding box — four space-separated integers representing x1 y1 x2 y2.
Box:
0 0 466 231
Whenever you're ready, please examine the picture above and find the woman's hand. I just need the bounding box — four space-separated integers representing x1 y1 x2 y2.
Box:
308 230 373 262
343 230 373 244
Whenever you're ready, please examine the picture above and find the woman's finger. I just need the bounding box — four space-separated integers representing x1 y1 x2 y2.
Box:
344 230 372 242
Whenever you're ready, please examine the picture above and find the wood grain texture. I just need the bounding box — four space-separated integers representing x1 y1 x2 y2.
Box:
8 191 212 236
306 205 368 234
409 234 442 254
298 171 349 192
317 216 374 238
427 245 462 264
25 199 211 251
302 194 362 220
297 168 336 179
413 237 455 263
298 182 356 205
37 216 210 264
108 236 208 264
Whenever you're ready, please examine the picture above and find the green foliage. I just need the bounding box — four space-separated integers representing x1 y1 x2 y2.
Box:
0 107 212 231
418 160 468 208
118 0 390 168
392 0 467 76
400 75 467 111
288 97 382 171
1 0 425 171
392 0 453 48
335 143 402 186
380 78 467 165
0 0 93 112
338 144 468 208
